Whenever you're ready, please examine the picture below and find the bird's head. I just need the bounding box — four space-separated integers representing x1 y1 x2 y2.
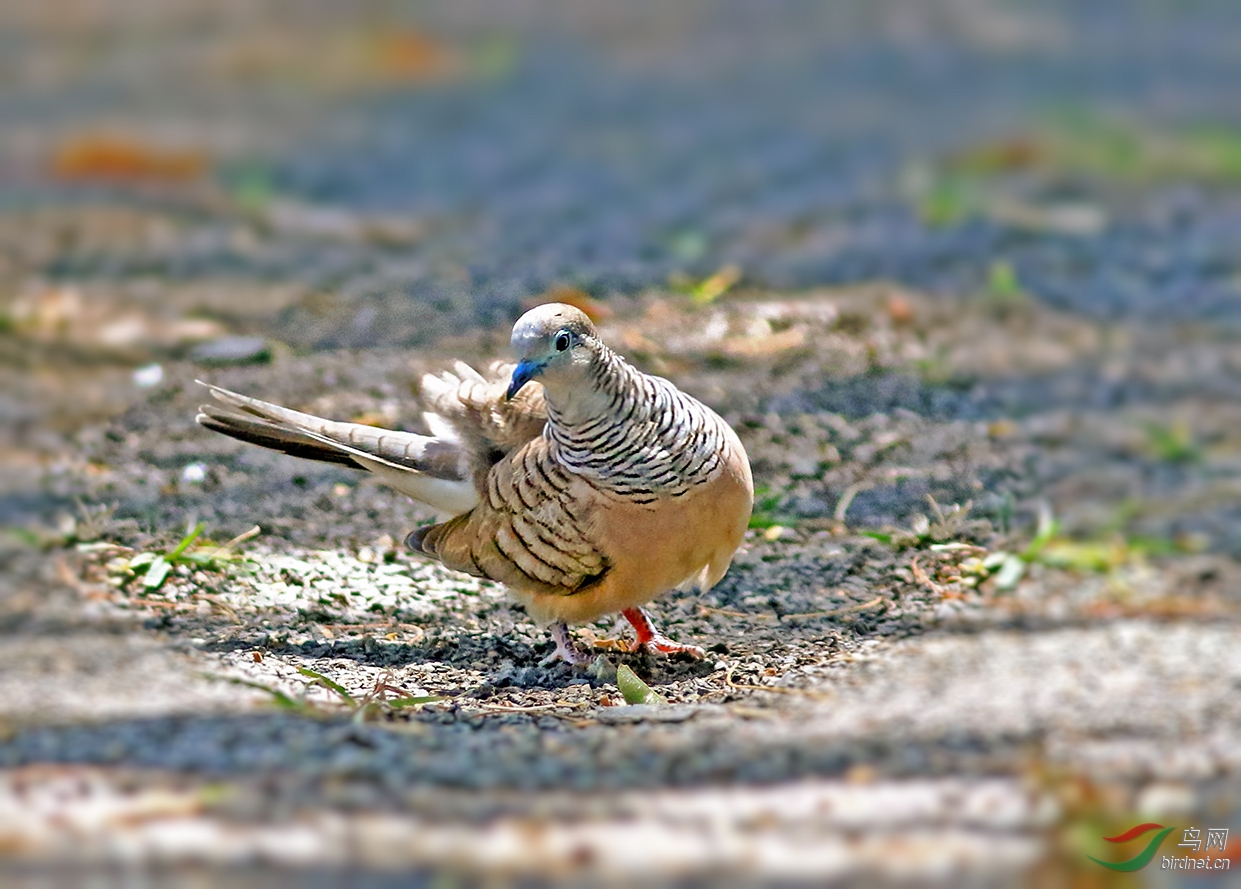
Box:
506 303 599 400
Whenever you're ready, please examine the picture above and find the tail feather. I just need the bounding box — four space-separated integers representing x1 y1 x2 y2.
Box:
196 409 360 468
196 382 478 515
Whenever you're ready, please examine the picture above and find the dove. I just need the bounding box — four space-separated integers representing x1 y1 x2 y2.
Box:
197 303 753 664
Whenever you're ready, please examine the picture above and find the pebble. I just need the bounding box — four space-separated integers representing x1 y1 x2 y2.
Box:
191 336 272 366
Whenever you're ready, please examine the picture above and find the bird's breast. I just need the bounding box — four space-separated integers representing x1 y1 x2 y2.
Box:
592 442 752 595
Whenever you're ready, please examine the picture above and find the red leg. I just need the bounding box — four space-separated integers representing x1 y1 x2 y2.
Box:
621 607 705 659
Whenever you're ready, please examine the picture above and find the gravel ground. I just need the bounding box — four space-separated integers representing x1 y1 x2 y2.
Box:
4 1 1241 885
6 293 1241 885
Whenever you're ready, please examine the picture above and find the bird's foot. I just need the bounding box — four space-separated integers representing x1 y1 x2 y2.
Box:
540 622 590 667
636 637 706 658
621 607 706 660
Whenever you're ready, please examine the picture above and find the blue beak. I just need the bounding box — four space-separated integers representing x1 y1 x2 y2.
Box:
506 359 545 401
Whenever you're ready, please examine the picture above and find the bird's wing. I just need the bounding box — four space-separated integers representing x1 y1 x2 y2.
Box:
411 436 610 597
417 360 549 494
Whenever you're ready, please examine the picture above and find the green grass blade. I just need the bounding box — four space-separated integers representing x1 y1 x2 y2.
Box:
168 522 206 560
178 551 224 566
386 695 447 709
219 676 307 712
297 667 356 706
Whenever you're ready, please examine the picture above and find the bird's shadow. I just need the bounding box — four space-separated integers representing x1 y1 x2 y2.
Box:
198 625 716 691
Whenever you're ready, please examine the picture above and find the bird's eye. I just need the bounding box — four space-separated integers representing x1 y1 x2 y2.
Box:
554 332 571 352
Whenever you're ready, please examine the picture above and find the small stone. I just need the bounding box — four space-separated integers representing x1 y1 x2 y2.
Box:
190 335 272 365
132 363 164 387
594 705 700 725
585 655 617 684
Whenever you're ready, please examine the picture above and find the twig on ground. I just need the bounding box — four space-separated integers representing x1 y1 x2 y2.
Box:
698 604 765 619
699 595 885 622
834 482 868 523
910 556 950 598
221 525 262 550
780 596 886 620
723 666 831 699
474 701 592 717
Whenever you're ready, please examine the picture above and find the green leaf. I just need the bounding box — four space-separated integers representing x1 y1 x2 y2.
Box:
993 553 1026 591
986 260 1023 302
142 556 171 590
616 664 667 705
1040 540 1118 573
1143 421 1201 464
230 165 276 215
128 552 157 570
922 178 977 226
981 551 1009 571
748 513 792 530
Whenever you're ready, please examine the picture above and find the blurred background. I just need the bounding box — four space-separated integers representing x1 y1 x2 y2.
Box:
8 0 1241 541
3 0 1241 885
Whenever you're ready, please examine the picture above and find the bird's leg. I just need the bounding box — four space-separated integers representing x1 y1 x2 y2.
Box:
622 607 706 659
540 621 588 666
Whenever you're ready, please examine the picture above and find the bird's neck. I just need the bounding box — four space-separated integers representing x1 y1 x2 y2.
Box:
541 346 645 432
540 347 725 499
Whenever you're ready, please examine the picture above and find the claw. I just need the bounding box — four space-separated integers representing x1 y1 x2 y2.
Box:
621 607 706 660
